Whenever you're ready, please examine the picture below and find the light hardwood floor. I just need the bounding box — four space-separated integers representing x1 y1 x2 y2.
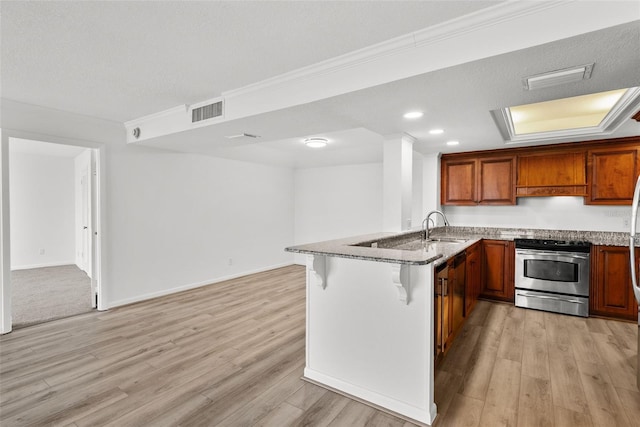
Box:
0 264 638 426
436 299 640 427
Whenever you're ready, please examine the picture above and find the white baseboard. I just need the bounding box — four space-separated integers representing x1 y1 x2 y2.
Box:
11 261 76 271
107 262 295 309
303 368 437 426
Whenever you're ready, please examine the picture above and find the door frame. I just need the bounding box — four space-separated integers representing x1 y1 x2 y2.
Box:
76 151 90 274
0 128 107 334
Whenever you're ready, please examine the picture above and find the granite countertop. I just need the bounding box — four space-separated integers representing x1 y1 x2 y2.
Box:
285 230 478 266
432 226 633 246
285 226 634 267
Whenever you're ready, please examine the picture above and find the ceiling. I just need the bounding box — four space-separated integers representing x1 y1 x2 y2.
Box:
2 1 639 168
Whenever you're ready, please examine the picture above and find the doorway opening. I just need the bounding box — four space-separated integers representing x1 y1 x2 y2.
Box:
7 137 101 328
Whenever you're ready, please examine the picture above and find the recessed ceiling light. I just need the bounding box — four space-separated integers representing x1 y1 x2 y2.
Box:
403 111 424 119
304 137 328 148
446 140 459 146
429 129 444 135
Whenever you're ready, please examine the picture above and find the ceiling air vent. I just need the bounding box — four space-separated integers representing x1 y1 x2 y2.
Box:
191 100 223 123
522 64 594 91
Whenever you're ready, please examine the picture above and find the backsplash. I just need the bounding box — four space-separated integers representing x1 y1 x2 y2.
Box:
443 196 631 233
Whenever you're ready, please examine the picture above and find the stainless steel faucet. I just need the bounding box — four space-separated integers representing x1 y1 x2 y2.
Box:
422 210 450 240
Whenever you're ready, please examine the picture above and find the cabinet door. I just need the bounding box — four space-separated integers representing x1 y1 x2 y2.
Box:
442 156 516 205
590 246 639 321
481 240 515 302
587 148 639 205
442 159 476 205
452 253 466 335
516 151 587 197
478 157 516 205
465 243 480 316
434 264 448 359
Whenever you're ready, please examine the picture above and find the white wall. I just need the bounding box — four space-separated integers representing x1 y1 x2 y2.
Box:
294 163 383 264
9 150 76 269
411 151 423 229
2 100 295 311
422 153 441 215
443 196 631 232
107 143 294 305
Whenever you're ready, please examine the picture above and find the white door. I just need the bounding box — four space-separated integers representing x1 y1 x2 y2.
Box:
76 149 95 308
79 168 90 274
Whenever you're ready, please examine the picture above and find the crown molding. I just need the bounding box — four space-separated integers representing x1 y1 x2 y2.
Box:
412 1 563 48
222 2 567 99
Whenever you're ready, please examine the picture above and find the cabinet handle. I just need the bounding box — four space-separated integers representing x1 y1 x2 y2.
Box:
440 277 448 296
440 278 446 353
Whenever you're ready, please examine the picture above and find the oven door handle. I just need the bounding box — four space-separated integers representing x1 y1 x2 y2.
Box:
517 291 586 305
516 250 590 260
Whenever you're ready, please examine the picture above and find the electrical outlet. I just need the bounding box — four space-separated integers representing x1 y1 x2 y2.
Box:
227 258 233 266
39 248 45 255
623 218 630 228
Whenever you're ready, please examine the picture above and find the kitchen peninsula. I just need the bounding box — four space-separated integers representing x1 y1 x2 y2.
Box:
285 224 635 426
285 230 477 425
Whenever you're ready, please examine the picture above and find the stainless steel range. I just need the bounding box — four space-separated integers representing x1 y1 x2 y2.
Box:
514 238 592 317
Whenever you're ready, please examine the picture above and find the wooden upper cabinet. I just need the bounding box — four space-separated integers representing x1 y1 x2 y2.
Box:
442 155 515 205
478 157 516 204
516 151 586 197
441 136 639 206
442 159 476 205
586 147 639 205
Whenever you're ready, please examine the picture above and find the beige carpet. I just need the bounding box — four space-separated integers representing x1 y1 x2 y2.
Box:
11 265 93 328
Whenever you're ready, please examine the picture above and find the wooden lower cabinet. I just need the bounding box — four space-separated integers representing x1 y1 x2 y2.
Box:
480 239 515 302
434 252 466 358
450 252 466 338
590 245 639 321
434 262 448 361
465 242 481 316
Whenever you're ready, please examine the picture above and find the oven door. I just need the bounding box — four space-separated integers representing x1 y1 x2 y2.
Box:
515 249 590 296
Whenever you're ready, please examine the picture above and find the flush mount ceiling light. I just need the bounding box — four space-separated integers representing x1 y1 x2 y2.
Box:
429 129 444 135
403 111 424 119
446 140 459 146
522 63 594 91
304 137 328 148
493 87 640 144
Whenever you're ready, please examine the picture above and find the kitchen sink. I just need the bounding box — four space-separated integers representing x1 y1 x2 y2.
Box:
351 236 468 251
425 237 468 243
